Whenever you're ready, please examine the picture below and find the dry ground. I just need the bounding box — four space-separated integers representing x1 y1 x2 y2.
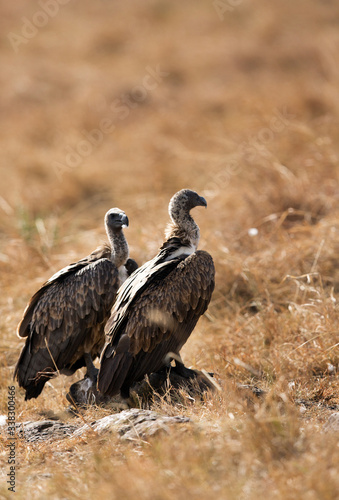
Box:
0 0 339 498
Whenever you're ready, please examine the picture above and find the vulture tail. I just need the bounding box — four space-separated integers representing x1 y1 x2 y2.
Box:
23 379 47 400
98 351 134 398
14 343 57 400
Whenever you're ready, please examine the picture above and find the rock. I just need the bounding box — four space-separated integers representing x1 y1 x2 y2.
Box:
2 409 190 443
76 409 190 441
15 420 79 443
323 412 339 433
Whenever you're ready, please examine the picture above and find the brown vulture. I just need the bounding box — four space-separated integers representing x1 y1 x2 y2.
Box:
14 208 137 400
98 189 215 399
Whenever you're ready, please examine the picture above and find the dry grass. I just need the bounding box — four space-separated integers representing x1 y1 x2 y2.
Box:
1 0 339 498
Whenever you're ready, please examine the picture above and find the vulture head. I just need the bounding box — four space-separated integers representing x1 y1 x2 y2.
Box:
169 189 207 216
105 208 129 232
168 189 207 227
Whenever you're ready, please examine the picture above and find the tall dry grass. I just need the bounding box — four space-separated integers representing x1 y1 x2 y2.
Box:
0 0 339 498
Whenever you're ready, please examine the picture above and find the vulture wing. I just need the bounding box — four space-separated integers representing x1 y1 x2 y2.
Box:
98 250 215 397
14 246 120 400
17 244 112 338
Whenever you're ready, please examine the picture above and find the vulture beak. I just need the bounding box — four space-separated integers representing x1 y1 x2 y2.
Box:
199 196 207 208
120 214 129 228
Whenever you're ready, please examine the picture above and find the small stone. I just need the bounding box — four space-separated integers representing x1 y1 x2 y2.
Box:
327 363 336 374
323 413 339 433
248 228 258 237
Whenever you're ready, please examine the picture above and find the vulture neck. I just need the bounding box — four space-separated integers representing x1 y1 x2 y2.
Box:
165 205 200 250
107 227 129 268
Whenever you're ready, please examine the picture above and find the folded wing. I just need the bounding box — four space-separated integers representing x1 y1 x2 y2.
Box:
98 250 215 397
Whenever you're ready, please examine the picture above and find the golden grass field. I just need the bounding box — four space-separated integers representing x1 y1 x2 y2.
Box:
1 0 339 498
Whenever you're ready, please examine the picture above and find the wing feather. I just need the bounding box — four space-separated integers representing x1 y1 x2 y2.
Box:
17 244 112 338
15 256 120 399
126 250 214 354
98 250 215 396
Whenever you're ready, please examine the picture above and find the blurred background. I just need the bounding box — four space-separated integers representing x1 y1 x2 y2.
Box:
1 3 339 498
1 0 339 386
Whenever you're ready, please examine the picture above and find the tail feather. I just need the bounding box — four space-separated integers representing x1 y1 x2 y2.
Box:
14 342 57 400
98 351 133 397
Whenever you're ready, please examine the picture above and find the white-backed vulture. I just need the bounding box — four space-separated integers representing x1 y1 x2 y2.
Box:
98 189 215 399
14 208 137 400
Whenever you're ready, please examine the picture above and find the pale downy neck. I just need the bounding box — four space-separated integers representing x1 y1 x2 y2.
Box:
164 199 200 249
106 225 129 268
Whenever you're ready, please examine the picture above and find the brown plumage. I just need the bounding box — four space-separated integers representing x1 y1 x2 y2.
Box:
14 208 137 400
98 189 215 398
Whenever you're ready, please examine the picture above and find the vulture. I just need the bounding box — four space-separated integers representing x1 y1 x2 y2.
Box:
98 189 215 399
14 208 137 400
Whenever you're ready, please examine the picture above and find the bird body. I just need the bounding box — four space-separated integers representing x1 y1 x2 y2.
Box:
14 208 136 400
98 190 215 398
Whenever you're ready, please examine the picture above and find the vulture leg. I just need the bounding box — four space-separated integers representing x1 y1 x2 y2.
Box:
84 353 98 383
